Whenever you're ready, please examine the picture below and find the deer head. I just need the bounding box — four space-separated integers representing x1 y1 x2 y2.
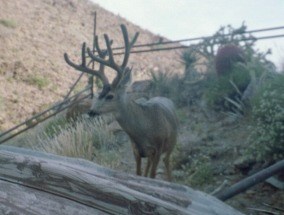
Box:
64 24 139 116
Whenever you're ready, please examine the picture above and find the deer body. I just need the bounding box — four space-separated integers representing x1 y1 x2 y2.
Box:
91 86 178 179
64 24 177 180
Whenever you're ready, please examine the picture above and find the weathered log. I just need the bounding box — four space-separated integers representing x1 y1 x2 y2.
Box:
215 159 284 201
0 145 244 215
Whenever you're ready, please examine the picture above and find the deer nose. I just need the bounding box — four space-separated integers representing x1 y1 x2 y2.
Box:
88 110 100 117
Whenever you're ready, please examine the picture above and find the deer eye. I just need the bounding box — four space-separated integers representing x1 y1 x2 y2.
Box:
105 94 114 100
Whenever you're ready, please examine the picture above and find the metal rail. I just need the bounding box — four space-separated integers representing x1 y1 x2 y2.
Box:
110 25 284 51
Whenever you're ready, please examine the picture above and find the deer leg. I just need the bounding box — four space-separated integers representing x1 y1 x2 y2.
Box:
143 157 152 177
163 151 172 181
149 152 161 178
134 151 142 176
136 155 142 176
131 141 142 176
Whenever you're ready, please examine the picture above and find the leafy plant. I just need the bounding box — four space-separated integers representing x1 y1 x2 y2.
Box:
189 162 214 187
247 73 284 162
172 151 214 188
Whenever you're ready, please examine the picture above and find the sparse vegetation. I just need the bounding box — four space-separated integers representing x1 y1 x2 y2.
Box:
8 114 117 162
189 162 214 187
0 96 3 111
42 116 70 138
0 18 17 28
149 70 183 105
25 74 50 90
172 146 214 189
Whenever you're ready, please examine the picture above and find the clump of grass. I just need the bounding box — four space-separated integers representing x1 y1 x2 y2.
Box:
34 116 116 161
189 162 214 187
94 149 123 169
8 112 124 170
41 115 125 169
25 74 50 90
0 19 17 28
42 116 70 138
36 120 95 160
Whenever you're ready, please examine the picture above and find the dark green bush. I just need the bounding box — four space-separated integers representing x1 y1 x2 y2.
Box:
203 63 250 112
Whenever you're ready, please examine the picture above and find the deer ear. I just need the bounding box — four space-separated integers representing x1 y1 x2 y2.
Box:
118 67 132 88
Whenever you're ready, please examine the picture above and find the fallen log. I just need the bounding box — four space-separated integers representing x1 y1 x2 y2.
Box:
215 159 284 201
0 145 244 215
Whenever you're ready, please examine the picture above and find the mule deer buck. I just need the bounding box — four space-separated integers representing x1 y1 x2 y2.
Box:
64 25 178 180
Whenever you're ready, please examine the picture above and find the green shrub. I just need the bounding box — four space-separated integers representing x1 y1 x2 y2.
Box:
172 152 214 188
248 73 284 162
43 116 70 138
181 23 276 116
189 162 214 187
203 63 250 112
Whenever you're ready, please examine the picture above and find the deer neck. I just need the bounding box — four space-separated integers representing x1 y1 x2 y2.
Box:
115 92 141 131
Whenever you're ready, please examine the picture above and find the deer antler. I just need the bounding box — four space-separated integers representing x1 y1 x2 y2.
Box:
87 24 139 88
64 42 110 87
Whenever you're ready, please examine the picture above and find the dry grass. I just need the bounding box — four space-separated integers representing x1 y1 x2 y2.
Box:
7 114 116 162
35 116 116 161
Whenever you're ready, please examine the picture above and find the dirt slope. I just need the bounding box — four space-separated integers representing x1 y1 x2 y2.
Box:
0 0 183 130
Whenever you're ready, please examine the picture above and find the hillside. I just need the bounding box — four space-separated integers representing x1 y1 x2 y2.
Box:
0 0 183 130
1 1 283 214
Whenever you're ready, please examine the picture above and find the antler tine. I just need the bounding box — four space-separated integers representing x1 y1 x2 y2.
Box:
94 35 113 59
121 24 139 69
64 42 109 86
87 24 139 88
87 35 120 72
